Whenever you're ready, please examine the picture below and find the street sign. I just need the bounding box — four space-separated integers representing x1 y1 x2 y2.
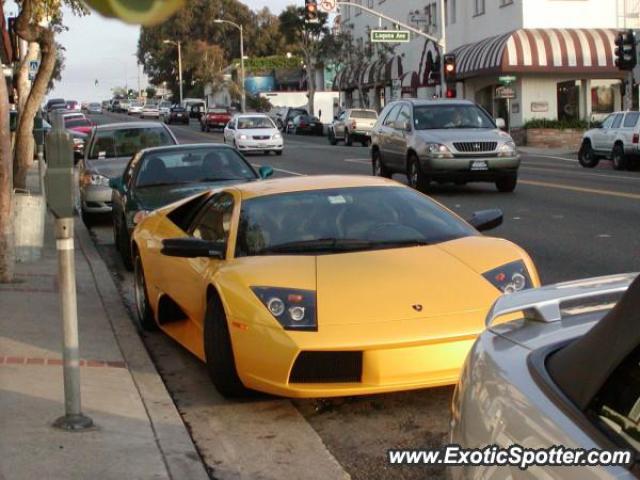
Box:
28 60 39 81
498 75 516 85
495 86 516 99
319 0 336 13
371 30 411 43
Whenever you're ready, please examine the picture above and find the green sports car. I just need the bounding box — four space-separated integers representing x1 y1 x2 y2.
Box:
109 143 273 270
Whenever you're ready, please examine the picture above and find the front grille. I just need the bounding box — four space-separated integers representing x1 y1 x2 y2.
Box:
289 351 363 383
253 135 270 140
453 141 497 153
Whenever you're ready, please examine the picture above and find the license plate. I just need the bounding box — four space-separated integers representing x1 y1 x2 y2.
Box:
470 160 489 171
310 123 316 127
177 114 183 117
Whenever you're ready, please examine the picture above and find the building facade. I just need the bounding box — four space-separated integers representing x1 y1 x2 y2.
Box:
335 0 640 127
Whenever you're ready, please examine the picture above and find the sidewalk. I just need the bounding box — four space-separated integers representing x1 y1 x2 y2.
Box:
0 168 209 479
519 146 578 156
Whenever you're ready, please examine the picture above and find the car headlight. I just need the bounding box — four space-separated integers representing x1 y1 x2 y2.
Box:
238 134 248 140
132 210 151 226
251 287 317 331
273 132 282 140
483 260 532 294
498 141 517 157
81 172 110 187
425 143 454 158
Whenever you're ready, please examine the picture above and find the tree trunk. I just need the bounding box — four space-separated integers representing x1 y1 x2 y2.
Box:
16 42 39 114
306 56 315 116
0 70 15 283
14 34 55 190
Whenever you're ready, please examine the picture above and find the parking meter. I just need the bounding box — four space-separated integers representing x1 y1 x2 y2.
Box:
45 112 75 218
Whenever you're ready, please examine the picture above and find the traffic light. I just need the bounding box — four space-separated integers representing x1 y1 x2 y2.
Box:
443 54 456 83
615 30 637 71
305 0 319 24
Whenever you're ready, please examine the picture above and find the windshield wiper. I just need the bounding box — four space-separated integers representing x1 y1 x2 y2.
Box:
259 238 372 254
136 181 193 188
370 239 430 249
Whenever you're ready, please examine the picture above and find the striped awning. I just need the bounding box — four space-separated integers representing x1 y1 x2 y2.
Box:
451 28 622 80
401 71 419 92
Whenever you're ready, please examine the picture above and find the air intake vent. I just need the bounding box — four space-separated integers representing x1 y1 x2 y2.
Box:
289 351 363 383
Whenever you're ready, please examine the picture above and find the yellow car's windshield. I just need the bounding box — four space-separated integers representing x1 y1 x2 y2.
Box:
235 186 475 257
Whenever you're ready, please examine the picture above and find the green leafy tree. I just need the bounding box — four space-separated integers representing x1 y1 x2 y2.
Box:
278 6 329 115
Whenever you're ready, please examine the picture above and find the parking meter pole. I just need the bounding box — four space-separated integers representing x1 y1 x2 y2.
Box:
37 144 45 196
47 112 93 432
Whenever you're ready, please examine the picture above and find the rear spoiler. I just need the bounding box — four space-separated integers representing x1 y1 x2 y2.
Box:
485 273 638 328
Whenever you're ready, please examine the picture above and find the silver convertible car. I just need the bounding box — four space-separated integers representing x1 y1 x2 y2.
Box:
450 273 640 479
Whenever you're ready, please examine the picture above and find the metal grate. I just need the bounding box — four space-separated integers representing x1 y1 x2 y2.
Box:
453 141 497 153
289 351 363 383
253 135 270 140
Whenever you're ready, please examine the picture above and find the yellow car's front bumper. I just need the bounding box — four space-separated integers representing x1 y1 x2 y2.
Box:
229 311 484 398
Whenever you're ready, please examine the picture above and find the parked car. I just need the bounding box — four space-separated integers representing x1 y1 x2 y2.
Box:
578 110 640 170
200 107 232 132
223 114 283 155
87 102 103 114
141 102 160 119
158 100 172 118
110 144 266 270
131 175 538 398
329 109 378 146
370 99 519 192
450 272 639 480
101 100 111 111
65 100 80 111
274 107 308 131
45 98 66 121
63 115 94 135
78 122 178 226
162 105 189 125
128 101 144 115
287 114 324 136
182 98 206 119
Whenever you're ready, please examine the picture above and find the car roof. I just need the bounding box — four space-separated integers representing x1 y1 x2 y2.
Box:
94 121 165 131
387 98 476 107
234 113 270 118
137 143 233 156
232 175 399 200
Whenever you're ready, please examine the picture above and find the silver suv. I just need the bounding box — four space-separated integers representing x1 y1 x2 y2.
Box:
370 99 520 192
579 110 640 170
329 108 378 146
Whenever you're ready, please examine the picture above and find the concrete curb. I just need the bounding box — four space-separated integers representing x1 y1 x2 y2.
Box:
75 221 210 480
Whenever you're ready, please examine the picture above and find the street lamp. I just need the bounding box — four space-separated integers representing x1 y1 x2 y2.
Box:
214 19 246 113
163 39 183 104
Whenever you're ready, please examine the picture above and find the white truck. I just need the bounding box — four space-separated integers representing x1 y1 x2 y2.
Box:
260 91 339 131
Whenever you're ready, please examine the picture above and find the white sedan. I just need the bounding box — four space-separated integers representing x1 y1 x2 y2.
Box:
224 114 283 155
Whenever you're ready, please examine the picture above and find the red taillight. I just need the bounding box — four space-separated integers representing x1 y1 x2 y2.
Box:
633 133 639 144
300 121 307 127
446 87 456 98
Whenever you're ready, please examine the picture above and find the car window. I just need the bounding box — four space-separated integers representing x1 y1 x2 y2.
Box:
382 104 402 127
237 116 275 129
88 126 175 159
612 114 624 129
395 104 412 129
235 186 476 257
351 110 377 119
414 104 495 130
227 120 235 130
191 193 235 248
587 344 640 453
135 147 257 187
623 112 640 128
65 118 92 129
601 114 615 129
123 153 142 187
338 111 346 121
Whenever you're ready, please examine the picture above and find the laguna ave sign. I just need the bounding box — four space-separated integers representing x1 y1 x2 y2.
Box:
371 30 411 43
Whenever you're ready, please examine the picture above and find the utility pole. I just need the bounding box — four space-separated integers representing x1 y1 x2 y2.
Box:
163 39 184 104
214 19 246 112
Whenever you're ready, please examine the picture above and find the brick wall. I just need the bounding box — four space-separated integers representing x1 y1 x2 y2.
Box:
525 128 585 150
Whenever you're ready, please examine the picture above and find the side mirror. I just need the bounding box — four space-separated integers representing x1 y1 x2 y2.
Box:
468 209 503 232
259 165 274 179
109 176 124 191
495 118 506 130
161 238 225 259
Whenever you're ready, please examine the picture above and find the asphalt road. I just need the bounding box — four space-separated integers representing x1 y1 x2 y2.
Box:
85 110 640 479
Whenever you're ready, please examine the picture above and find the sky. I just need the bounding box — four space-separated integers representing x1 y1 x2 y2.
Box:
35 0 294 102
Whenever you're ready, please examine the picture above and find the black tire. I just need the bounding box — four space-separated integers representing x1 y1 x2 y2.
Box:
407 154 430 191
345 130 353 146
133 252 157 331
204 294 248 397
496 175 518 193
361 139 370 147
612 143 628 171
578 140 599 168
372 149 391 178
81 208 97 228
118 216 133 271
276 150 283 156
328 129 337 145
205 124 210 133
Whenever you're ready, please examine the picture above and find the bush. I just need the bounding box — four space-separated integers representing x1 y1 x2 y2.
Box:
246 94 273 112
523 118 590 130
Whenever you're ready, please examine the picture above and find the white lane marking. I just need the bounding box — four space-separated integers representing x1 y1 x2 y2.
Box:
251 164 305 176
344 158 370 165
597 234 612 238
522 154 578 163
521 165 640 182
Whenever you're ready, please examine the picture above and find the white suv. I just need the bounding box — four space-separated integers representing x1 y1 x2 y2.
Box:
579 110 640 170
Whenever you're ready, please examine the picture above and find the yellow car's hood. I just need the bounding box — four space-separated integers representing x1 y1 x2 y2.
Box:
316 237 515 326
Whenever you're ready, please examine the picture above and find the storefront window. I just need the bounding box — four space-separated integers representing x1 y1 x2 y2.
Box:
591 85 615 114
557 81 580 120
